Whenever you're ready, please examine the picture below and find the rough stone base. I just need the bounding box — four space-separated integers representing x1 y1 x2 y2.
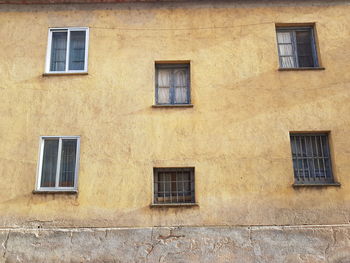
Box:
1 225 350 263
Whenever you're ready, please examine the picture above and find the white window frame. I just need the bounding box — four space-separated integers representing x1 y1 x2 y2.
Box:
35 136 80 192
45 27 89 74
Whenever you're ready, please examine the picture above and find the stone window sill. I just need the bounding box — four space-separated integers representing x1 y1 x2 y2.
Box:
32 190 78 194
152 104 193 108
150 203 199 208
42 72 88 77
292 182 340 188
278 67 325 71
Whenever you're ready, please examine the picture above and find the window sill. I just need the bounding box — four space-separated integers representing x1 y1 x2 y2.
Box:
42 72 88 76
292 182 340 187
152 104 193 108
150 203 198 208
32 190 78 194
278 67 325 71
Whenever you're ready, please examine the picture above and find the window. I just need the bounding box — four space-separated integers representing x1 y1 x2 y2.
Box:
46 28 89 73
155 63 190 105
36 136 80 191
290 133 334 185
153 167 195 204
276 26 319 68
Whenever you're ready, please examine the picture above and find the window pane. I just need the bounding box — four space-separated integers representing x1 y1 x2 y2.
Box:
277 32 292 43
69 31 86 70
50 32 67 71
59 139 77 187
298 55 314 68
157 69 171 104
296 31 314 67
174 69 188 104
278 44 293 56
41 139 59 187
280 56 295 68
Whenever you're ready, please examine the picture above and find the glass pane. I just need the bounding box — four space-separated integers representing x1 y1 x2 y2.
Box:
298 55 314 68
157 69 171 104
280 56 295 68
59 139 77 187
296 31 314 67
157 87 170 104
277 31 292 43
69 31 86 70
278 44 293 56
41 139 59 187
50 31 67 71
174 69 188 103
296 30 312 44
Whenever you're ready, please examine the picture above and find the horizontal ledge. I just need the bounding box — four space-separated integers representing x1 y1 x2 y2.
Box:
152 104 194 108
292 182 341 187
42 72 88 76
278 67 325 71
32 190 78 194
150 203 199 208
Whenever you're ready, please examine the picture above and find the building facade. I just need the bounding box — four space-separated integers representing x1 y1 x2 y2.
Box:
1 0 350 262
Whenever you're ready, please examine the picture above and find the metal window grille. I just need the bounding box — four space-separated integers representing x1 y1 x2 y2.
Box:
290 133 334 184
155 63 190 105
276 27 319 68
153 168 195 204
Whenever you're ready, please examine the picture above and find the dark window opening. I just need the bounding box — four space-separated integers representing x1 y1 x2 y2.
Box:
290 133 334 184
153 167 195 204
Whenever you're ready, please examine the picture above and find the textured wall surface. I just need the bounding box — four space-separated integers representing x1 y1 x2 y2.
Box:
1 226 350 262
0 1 350 228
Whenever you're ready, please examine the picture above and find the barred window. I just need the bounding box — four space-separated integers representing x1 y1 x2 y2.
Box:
153 168 195 204
276 26 319 68
290 133 334 184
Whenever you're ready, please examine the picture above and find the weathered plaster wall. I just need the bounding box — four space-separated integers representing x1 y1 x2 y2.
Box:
2 225 350 262
0 1 350 228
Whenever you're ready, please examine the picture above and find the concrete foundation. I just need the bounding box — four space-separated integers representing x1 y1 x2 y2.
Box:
1 225 350 263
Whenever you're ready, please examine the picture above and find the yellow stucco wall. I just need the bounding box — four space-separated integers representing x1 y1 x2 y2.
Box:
0 1 350 228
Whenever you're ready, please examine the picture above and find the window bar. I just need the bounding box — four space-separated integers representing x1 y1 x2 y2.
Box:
292 136 300 181
54 138 62 188
176 171 180 203
314 135 321 179
171 172 175 203
292 136 300 182
324 136 330 179
308 135 316 181
162 173 166 204
170 69 175 104
154 172 157 204
303 136 310 181
191 171 195 202
182 170 185 203
298 136 306 181
319 135 327 179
